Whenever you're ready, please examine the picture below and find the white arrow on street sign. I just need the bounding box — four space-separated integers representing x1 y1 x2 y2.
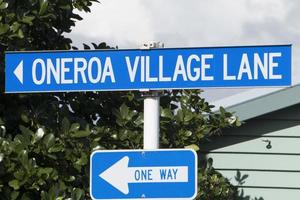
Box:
13 60 23 84
99 156 188 195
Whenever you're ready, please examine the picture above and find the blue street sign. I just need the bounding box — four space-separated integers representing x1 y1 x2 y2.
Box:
5 45 291 93
90 149 197 200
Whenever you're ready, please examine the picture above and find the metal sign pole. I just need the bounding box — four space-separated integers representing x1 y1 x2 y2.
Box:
143 91 160 149
141 42 164 150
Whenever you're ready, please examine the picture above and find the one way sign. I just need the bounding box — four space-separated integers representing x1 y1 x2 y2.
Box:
90 149 197 200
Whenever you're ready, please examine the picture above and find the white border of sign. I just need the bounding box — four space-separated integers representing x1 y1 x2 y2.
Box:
5 44 292 94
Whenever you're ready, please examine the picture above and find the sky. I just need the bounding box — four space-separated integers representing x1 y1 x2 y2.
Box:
67 0 299 102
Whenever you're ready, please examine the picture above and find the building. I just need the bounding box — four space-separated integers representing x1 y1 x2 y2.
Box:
200 85 300 200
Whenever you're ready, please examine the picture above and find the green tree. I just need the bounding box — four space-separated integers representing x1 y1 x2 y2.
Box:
0 0 240 199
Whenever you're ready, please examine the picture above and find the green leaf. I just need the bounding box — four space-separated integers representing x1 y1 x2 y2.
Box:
20 16 36 25
70 130 90 138
235 170 241 181
70 123 80 132
38 167 53 178
48 142 64 153
161 108 173 119
176 110 184 122
58 181 67 191
10 22 20 33
236 119 242 126
19 125 34 136
241 174 249 182
184 112 194 122
0 2 8 10
47 184 57 200
120 103 129 118
20 113 30 123
72 13 83 21
71 188 84 200
18 29 24 38
112 108 121 119
39 0 49 15
14 134 30 147
185 144 200 151
0 153 4 162
13 170 25 180
184 130 192 137
75 152 88 166
11 191 19 200
65 175 75 182
18 150 29 169
9 180 20 190
39 13 57 19
36 128 45 139
62 117 70 135
43 133 55 148
0 23 9 35
133 114 143 126
83 43 90 49
220 106 226 115
85 124 90 132
59 4 71 10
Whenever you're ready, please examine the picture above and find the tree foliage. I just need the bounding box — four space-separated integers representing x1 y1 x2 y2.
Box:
1 0 242 199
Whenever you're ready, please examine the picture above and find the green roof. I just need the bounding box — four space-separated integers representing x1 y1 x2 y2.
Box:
212 84 300 121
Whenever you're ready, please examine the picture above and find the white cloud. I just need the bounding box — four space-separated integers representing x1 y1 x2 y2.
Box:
67 0 299 101
70 0 155 47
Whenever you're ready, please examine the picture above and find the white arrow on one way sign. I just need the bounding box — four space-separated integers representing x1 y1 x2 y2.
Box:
13 60 23 84
99 156 188 195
